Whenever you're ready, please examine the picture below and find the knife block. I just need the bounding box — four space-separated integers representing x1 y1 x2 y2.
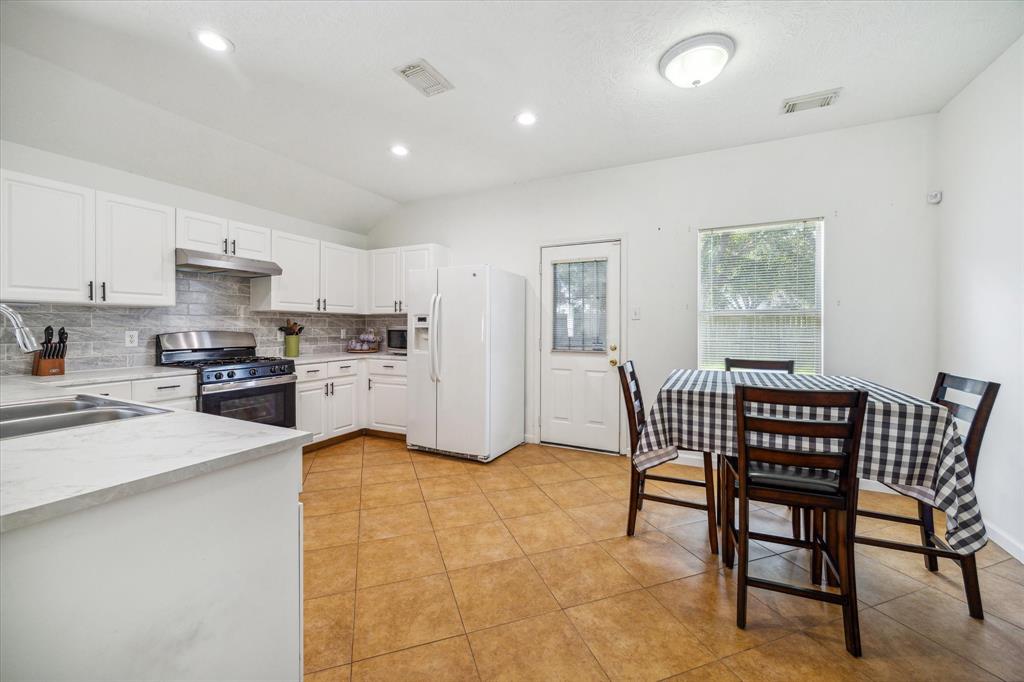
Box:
32 353 65 376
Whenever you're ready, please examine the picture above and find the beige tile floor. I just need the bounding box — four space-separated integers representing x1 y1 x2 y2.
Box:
300 437 1024 682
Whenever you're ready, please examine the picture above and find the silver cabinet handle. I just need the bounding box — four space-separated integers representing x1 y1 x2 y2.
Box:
330 382 335 396
382 364 394 369
323 298 327 309
101 282 107 301
88 281 94 301
223 237 228 254
368 378 373 390
393 301 397 312
157 384 181 390
316 298 321 311
338 365 351 369
231 239 236 255
305 369 320 374
399 300 403 312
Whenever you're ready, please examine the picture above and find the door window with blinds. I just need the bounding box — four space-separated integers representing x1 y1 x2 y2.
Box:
698 219 823 373
552 259 608 351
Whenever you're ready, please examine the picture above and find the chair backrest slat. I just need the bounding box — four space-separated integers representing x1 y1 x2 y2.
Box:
726 358 795 373
735 385 868 501
617 360 645 455
931 372 1000 476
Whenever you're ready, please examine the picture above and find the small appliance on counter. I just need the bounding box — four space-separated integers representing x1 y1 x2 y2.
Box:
156 331 296 427
32 325 69 376
385 326 408 355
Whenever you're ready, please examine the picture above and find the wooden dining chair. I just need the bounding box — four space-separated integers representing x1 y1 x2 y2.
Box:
723 385 868 656
855 372 999 619
618 361 718 554
722 358 807 541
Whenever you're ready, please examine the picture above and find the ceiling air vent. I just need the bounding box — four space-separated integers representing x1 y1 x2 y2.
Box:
781 88 842 114
393 59 454 97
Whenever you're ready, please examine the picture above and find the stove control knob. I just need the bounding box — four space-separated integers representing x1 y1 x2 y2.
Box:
214 372 223 380
227 370 236 379
269 366 277 373
249 368 258 376
280 365 289 373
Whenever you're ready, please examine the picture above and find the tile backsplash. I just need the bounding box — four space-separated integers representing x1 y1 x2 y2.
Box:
0 271 405 375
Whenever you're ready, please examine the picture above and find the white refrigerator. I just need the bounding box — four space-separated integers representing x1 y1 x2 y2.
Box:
406 265 525 461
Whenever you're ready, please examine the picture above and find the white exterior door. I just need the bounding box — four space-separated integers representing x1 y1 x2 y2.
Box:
321 242 361 313
296 381 327 441
176 210 228 254
540 241 621 452
227 221 272 260
369 248 400 313
271 231 320 312
0 171 95 303
95 192 175 306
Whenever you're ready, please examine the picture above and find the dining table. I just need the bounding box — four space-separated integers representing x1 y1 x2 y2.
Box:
637 369 987 555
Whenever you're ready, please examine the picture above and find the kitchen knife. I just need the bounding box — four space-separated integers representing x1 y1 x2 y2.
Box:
43 326 53 358
58 327 67 359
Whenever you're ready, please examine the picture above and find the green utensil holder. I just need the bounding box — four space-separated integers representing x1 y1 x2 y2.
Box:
284 335 300 357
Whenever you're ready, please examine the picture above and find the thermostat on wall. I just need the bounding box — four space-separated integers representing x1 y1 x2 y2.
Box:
927 191 943 204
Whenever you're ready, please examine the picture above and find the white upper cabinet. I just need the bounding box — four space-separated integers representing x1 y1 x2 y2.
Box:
176 210 228 255
268 231 320 312
0 171 96 303
95 192 175 306
227 221 272 261
321 242 363 313
368 244 450 314
369 248 401 313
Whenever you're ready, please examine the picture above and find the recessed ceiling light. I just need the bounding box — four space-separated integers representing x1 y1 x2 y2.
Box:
659 33 734 88
515 111 537 126
390 144 409 157
194 29 234 53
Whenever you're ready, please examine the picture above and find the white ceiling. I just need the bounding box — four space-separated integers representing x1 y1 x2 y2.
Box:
1 1 1022 233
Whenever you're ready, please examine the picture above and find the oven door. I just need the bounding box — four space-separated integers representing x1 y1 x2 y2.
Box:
199 375 297 428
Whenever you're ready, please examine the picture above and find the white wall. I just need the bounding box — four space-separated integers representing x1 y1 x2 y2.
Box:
370 115 939 446
0 140 366 249
934 37 1023 560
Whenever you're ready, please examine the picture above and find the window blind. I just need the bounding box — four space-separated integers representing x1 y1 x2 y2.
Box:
698 220 823 373
552 259 608 351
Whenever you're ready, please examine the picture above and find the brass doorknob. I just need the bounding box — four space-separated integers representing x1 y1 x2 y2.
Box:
609 358 618 366
609 344 618 351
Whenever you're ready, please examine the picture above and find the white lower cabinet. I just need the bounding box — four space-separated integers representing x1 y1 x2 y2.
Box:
326 376 359 437
367 374 407 433
296 380 328 441
158 397 197 411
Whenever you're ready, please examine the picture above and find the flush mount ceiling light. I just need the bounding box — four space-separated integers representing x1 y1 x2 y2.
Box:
659 33 735 88
390 144 409 157
514 111 537 126
194 29 234 53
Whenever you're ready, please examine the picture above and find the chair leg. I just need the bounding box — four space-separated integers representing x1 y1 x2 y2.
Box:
918 501 940 572
836 509 862 657
736 489 750 629
723 465 735 568
825 510 840 587
960 553 984 619
810 508 823 585
791 506 801 539
702 452 719 555
717 454 725 528
802 507 812 541
637 471 646 511
627 466 640 536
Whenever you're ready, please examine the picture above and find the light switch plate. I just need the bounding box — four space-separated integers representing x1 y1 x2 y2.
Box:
125 330 139 347
631 306 641 320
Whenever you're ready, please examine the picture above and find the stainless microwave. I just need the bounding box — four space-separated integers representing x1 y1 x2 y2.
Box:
385 326 407 354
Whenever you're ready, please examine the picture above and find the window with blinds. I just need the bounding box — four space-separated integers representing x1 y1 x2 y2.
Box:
552 259 608 351
698 219 823 373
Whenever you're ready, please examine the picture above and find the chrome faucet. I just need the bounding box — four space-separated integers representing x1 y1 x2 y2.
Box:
0 303 41 353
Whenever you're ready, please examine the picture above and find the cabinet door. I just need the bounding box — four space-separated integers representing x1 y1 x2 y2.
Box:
327 377 359 436
176 210 228 254
271 231 321 312
228 221 272 260
367 375 407 432
296 380 327 441
0 170 95 303
95 192 176 306
79 381 133 400
399 245 431 312
321 242 361 313
369 248 400 313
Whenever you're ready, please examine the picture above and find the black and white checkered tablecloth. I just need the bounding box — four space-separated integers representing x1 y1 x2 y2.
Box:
638 370 987 555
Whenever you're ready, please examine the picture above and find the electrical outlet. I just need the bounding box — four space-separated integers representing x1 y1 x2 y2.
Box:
125 330 139 347
631 306 641 320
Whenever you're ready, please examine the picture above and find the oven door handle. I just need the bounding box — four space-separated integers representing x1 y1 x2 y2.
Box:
200 374 297 395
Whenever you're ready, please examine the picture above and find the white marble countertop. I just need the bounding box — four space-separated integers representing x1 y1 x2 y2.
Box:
1 366 311 533
290 352 407 365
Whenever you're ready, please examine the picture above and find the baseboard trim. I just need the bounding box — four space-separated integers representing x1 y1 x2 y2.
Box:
302 428 404 453
984 519 1024 563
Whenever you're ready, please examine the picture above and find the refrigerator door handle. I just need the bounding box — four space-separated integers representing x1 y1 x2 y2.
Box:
427 293 438 383
432 293 442 382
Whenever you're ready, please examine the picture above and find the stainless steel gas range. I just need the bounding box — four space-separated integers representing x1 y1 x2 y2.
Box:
156 331 296 427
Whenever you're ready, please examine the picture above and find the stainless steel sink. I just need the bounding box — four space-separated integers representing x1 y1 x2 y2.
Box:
0 395 169 440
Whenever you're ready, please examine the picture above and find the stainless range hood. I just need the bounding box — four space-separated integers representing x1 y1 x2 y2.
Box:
175 248 282 278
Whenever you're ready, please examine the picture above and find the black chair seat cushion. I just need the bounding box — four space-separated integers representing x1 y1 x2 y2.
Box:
725 456 840 494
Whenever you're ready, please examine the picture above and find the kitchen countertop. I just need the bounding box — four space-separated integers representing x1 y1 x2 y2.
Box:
290 352 407 365
1 366 311 534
